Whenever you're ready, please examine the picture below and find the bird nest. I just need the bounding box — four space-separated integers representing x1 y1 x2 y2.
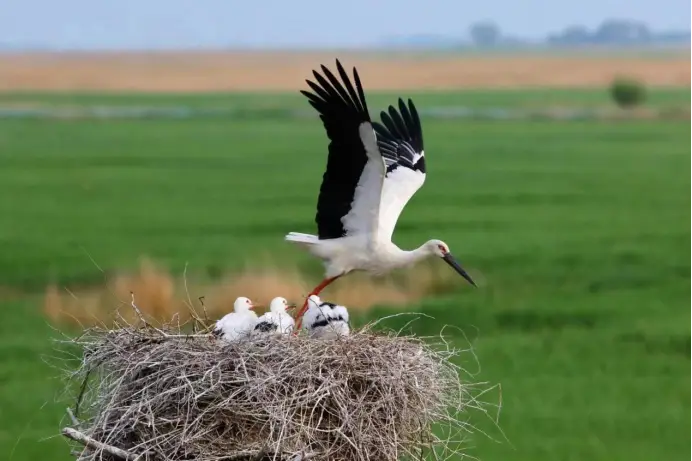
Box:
58 311 487 461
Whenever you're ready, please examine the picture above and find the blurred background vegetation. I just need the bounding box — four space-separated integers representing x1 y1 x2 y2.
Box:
0 2 689 460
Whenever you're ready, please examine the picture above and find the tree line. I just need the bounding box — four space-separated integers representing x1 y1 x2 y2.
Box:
469 19 689 47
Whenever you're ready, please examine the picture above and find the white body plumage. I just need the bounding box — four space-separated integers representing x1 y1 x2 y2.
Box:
253 297 296 336
302 295 350 339
212 297 258 342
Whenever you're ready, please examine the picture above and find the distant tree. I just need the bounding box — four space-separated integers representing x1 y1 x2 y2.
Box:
469 22 501 47
546 20 660 46
594 19 651 44
547 25 592 45
610 77 647 108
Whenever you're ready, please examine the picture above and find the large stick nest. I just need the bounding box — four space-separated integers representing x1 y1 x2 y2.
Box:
59 312 487 461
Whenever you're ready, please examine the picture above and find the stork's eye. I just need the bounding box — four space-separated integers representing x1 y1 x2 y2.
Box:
437 245 447 253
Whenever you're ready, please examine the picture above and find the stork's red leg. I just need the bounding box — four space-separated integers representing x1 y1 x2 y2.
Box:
295 276 341 330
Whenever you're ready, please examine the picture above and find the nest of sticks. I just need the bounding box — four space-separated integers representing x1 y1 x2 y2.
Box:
58 306 486 461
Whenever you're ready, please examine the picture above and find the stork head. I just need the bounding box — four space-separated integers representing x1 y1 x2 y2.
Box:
269 296 296 313
307 294 322 307
233 296 256 313
426 239 476 287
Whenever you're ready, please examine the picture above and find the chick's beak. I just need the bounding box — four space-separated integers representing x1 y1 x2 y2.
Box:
442 253 477 287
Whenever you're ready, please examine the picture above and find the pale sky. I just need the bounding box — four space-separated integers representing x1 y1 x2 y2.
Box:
1 0 689 50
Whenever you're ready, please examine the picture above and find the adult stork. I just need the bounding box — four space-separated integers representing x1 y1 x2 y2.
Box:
285 59 477 324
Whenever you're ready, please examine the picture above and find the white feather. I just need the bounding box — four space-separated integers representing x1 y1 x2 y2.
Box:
377 163 426 242
339 123 386 238
254 311 295 335
301 295 324 330
212 296 259 342
213 312 258 342
253 296 296 336
284 232 319 246
302 298 350 339
319 319 350 338
331 304 350 324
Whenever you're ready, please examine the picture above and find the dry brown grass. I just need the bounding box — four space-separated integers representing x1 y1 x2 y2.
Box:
1 51 689 92
44 256 468 327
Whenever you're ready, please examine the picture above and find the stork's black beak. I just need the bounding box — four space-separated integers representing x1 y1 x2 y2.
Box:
442 253 476 287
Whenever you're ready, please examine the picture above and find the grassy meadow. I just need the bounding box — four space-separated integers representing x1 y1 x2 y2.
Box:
0 88 690 461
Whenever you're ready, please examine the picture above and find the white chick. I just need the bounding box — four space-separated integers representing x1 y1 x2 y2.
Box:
212 296 259 342
253 296 296 336
302 295 350 339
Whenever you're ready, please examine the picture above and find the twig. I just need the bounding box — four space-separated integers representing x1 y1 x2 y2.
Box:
130 292 167 337
224 450 271 460
289 452 318 461
198 296 210 322
249 447 268 461
66 407 79 426
181 263 206 333
62 427 138 460
73 368 92 418
129 292 145 321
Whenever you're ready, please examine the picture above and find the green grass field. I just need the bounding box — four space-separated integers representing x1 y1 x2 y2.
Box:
0 87 689 111
0 89 690 461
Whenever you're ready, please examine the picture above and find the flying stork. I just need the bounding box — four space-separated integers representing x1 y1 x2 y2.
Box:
285 59 477 325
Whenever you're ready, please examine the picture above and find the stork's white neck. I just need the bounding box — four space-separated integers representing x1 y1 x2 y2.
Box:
388 242 432 269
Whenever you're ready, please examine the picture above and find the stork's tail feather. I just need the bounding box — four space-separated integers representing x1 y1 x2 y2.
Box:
284 232 319 246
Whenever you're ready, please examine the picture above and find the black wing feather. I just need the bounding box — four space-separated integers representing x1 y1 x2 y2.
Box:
303 82 331 103
394 100 414 144
310 319 330 329
319 301 337 309
254 321 276 333
312 71 343 105
387 106 410 142
301 59 372 240
379 111 403 141
321 65 355 107
407 99 424 153
336 63 365 113
371 98 426 175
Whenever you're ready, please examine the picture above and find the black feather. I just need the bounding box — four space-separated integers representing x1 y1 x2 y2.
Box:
310 319 330 329
300 59 372 240
319 301 338 309
321 65 354 107
371 97 426 175
254 321 276 333
336 60 364 113
310 316 346 330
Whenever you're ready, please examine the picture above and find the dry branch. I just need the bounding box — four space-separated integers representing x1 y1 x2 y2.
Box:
62 427 138 460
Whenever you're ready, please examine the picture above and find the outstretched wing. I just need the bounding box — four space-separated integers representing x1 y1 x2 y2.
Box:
301 60 386 240
371 98 426 242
